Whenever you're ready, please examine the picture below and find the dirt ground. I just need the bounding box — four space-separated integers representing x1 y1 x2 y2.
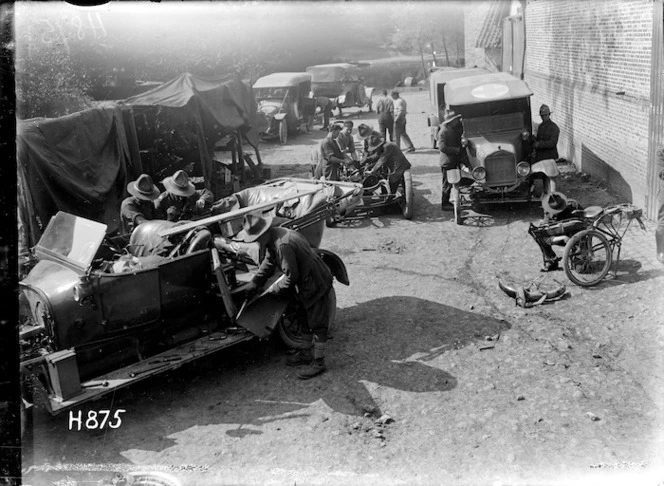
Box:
24 90 664 486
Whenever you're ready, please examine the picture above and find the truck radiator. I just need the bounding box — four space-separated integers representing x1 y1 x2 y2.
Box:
485 153 516 186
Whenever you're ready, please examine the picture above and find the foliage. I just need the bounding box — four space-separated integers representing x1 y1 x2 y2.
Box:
388 5 464 67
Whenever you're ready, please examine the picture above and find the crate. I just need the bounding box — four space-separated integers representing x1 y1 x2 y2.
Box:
46 349 82 401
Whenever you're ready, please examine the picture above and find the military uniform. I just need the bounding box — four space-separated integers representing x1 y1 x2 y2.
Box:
155 188 214 222
437 116 465 208
365 142 412 192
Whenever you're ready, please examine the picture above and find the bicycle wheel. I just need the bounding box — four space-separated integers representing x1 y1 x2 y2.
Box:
562 229 612 287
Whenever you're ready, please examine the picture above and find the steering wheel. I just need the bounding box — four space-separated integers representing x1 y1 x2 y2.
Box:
184 228 212 255
169 227 212 257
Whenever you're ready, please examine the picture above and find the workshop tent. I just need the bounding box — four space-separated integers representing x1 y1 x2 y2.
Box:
121 73 260 185
17 105 131 255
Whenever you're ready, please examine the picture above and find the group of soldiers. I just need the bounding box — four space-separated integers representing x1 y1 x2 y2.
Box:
121 170 213 232
120 167 338 380
310 119 412 194
121 97 664 383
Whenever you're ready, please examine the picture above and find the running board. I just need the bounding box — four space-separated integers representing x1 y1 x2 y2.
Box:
46 331 254 415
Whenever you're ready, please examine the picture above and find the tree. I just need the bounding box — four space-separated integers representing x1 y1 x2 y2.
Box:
388 4 464 72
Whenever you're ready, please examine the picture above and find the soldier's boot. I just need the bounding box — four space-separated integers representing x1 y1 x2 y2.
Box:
286 333 314 366
297 340 326 380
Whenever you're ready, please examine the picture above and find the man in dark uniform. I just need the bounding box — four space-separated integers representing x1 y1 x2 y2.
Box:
533 104 560 162
155 169 214 222
437 111 466 211
375 89 394 142
315 124 347 181
316 96 333 130
239 214 336 379
121 174 164 232
357 123 383 159
363 134 412 193
528 192 584 271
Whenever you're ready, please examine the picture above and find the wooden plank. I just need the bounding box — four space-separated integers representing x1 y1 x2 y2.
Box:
47 332 254 415
157 186 321 238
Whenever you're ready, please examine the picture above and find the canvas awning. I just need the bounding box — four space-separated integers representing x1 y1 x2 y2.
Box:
17 105 131 251
123 72 259 146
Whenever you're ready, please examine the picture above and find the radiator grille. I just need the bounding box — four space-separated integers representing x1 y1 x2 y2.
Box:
485 153 516 186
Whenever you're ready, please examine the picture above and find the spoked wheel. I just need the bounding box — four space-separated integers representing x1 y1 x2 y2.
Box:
563 229 612 287
399 171 414 219
279 120 288 145
277 300 311 349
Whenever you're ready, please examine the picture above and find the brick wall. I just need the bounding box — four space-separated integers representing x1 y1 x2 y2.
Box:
525 0 654 208
465 1 494 69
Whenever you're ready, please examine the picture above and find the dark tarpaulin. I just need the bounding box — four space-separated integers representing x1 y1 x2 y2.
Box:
17 105 130 252
122 72 259 146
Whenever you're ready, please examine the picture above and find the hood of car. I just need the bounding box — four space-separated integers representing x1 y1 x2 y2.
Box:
467 131 523 161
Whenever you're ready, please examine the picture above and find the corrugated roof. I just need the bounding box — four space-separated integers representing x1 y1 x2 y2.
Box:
475 0 513 49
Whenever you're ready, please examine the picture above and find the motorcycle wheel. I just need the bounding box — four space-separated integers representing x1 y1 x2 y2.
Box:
562 229 612 287
400 171 414 219
279 120 288 145
277 301 312 349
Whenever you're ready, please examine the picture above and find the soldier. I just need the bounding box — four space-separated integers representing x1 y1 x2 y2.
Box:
155 170 214 222
121 174 164 232
391 90 415 153
533 104 560 162
363 134 412 193
375 89 394 142
239 214 336 379
437 111 465 211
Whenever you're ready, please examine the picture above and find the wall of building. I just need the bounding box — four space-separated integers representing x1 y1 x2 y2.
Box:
525 0 654 208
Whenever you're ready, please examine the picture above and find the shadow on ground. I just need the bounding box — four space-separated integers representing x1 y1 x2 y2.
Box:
28 297 511 463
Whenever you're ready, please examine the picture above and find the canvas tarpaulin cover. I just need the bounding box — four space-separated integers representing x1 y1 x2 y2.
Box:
122 72 259 146
17 105 130 253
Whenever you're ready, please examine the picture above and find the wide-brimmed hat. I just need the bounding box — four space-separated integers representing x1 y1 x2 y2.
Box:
539 104 552 116
442 111 462 125
162 170 195 197
236 213 273 243
127 174 160 201
357 123 374 139
544 191 568 213
366 134 385 153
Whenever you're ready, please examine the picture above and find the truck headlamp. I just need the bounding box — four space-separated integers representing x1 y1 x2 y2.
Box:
516 161 531 177
472 167 486 180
